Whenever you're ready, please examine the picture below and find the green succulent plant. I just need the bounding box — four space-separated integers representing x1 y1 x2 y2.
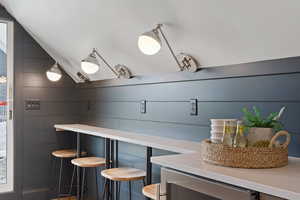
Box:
242 106 284 131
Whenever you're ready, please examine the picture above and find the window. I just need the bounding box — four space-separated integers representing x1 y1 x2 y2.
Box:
0 20 14 193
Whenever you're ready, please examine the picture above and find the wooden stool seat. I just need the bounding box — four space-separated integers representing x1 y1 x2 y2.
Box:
71 157 106 168
142 184 160 199
52 149 87 158
101 167 146 181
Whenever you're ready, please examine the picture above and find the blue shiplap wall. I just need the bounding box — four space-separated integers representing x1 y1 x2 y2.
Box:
0 6 79 200
78 58 300 200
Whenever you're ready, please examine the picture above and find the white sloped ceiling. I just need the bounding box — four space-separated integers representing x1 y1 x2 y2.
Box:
1 0 300 82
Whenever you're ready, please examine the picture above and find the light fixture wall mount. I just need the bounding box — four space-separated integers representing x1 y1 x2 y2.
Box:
139 24 200 72
77 72 90 83
81 48 132 79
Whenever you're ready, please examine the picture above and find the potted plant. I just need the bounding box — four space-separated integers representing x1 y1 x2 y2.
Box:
242 106 285 146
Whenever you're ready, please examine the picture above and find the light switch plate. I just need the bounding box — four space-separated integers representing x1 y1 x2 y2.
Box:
190 99 198 115
25 99 41 110
140 100 146 114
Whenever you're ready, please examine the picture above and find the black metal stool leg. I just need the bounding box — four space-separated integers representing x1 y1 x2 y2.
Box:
129 181 132 200
102 179 109 200
117 181 121 200
95 168 99 200
68 164 76 196
49 155 55 193
58 158 63 197
80 168 86 200
143 178 146 186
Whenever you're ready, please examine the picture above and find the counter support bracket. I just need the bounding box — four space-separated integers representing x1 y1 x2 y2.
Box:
146 147 153 200
105 138 111 200
110 140 115 200
146 147 153 184
76 132 81 200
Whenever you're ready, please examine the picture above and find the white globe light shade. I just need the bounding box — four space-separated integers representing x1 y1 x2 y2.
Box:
46 63 62 82
46 71 62 82
138 31 162 55
81 53 100 74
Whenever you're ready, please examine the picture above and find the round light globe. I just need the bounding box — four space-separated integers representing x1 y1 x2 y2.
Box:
46 71 62 82
81 53 100 74
46 63 62 82
81 61 99 74
138 31 161 55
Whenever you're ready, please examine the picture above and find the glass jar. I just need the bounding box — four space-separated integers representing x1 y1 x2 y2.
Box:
233 121 247 147
222 121 236 147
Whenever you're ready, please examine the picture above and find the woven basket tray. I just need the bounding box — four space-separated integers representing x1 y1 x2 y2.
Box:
201 139 289 169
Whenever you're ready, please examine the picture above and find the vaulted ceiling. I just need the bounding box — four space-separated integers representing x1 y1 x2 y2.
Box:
1 0 300 82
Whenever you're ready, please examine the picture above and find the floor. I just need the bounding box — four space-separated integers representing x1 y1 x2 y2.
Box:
52 197 76 200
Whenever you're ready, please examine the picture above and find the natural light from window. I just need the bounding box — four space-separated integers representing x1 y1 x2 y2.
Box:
0 20 13 193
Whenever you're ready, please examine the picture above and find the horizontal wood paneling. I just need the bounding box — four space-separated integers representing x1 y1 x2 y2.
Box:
23 87 79 101
81 101 299 133
79 73 300 102
23 101 81 116
23 58 52 73
23 43 50 59
79 61 300 200
23 72 75 88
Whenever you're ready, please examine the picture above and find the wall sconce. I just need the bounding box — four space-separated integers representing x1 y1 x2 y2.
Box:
81 48 132 79
138 24 199 72
46 62 62 82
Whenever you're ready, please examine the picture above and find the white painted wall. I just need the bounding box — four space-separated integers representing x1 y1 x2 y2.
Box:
1 0 300 81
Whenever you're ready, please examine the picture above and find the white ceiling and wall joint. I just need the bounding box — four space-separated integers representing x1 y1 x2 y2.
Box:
1 0 299 82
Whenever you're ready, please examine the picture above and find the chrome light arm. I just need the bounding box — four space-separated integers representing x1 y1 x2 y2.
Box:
92 48 119 77
155 24 183 71
92 48 132 79
155 24 199 72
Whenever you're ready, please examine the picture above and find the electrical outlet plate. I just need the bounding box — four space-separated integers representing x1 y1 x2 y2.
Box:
25 99 41 110
190 99 198 115
140 100 146 114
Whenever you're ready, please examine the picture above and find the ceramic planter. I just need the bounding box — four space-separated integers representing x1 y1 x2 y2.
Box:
247 127 274 146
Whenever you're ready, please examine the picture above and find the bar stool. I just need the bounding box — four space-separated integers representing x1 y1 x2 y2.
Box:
101 167 146 200
143 184 161 199
71 157 106 200
51 149 87 197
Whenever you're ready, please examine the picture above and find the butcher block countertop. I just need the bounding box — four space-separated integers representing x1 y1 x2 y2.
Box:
55 124 300 200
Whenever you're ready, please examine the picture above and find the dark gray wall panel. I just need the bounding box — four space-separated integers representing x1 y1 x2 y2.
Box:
23 58 53 73
23 72 75 88
82 101 299 136
79 62 300 200
23 102 81 116
23 43 50 59
23 87 79 101
0 6 78 200
79 73 300 102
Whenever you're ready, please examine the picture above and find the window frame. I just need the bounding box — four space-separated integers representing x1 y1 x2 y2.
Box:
0 19 14 194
